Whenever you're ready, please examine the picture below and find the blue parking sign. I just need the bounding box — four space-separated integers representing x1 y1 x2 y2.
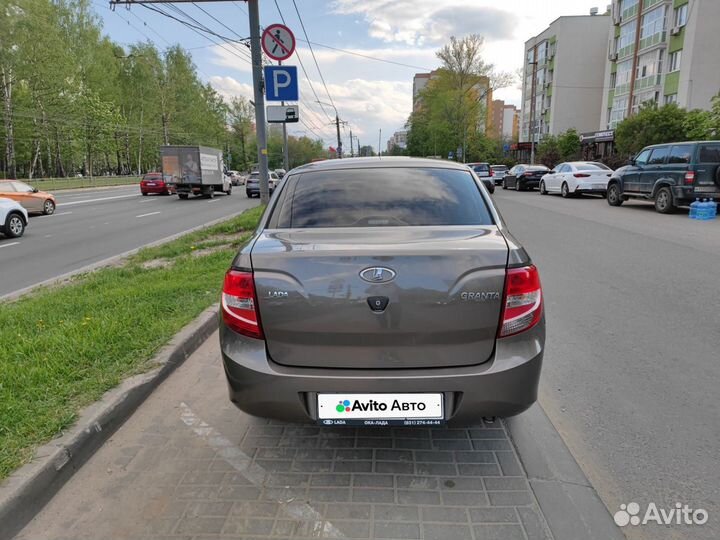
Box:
264 66 298 101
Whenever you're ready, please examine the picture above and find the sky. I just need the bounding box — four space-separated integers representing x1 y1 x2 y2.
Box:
97 0 608 152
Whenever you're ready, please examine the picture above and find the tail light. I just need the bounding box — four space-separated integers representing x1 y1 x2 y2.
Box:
489 169 494 177
573 173 591 178
221 269 264 339
684 171 695 184
498 265 543 338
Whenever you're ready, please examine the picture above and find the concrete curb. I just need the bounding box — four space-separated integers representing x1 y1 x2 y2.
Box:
0 305 220 540
1 207 254 303
505 404 626 540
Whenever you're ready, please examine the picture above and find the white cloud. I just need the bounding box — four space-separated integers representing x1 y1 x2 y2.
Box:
209 76 253 102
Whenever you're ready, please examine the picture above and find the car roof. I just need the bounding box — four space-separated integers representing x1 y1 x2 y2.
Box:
291 156 475 174
643 141 717 149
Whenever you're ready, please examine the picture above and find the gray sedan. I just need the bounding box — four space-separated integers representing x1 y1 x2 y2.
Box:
220 157 545 426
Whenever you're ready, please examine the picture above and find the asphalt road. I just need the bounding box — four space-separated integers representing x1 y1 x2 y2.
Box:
0 185 259 297
493 188 720 540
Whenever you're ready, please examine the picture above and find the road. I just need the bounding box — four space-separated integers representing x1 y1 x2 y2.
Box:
493 188 719 539
0 185 259 298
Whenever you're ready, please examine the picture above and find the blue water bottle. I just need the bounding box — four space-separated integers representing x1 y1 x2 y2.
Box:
709 199 718 220
698 199 708 220
700 199 712 220
689 198 700 219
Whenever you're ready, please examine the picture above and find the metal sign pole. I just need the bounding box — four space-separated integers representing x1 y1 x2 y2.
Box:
279 60 289 172
248 0 270 203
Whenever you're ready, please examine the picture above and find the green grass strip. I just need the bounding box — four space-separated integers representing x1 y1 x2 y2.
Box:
21 176 140 191
0 205 264 480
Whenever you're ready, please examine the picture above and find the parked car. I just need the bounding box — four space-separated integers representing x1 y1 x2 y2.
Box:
468 162 494 194
0 180 56 215
245 171 280 198
274 168 287 179
539 161 612 197
0 197 29 238
140 172 174 196
607 141 720 213
491 165 508 185
502 165 550 191
220 157 545 425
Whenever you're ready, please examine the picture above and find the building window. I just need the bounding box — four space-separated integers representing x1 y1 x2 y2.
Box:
674 4 688 27
610 71 617 89
620 0 639 20
640 5 666 49
615 59 633 95
618 21 636 57
669 50 682 72
664 94 678 105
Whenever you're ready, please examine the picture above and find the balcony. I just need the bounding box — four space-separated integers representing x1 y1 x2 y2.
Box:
639 31 666 51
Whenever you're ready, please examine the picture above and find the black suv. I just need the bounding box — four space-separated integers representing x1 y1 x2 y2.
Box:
607 141 720 214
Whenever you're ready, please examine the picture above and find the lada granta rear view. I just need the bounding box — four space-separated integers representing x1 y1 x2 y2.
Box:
219 157 545 426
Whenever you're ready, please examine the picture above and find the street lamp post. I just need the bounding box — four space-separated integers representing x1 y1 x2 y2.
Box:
528 57 539 165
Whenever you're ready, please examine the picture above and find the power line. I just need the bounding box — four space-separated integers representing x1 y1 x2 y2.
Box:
290 0 336 112
268 0 333 123
299 40 433 71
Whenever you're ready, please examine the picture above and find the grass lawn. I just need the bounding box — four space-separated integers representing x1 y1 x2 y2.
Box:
22 176 140 191
0 205 264 480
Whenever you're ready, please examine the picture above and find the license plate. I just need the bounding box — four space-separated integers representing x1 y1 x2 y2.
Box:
318 393 444 426
695 186 718 193
593 184 605 189
146 182 156 186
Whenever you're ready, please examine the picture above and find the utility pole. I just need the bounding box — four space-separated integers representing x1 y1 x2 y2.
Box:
378 129 382 157
335 114 343 158
248 0 270 202
529 50 539 166
349 129 353 157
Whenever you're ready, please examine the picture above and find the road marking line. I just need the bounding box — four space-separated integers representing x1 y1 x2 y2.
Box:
37 211 73 219
135 211 161 218
208 199 220 203
0 241 20 249
58 194 138 206
179 402 345 538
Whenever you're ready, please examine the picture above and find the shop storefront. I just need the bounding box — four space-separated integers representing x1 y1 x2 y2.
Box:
580 130 615 161
511 142 534 164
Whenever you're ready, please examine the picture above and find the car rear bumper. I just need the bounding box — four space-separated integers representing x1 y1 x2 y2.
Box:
141 185 172 194
219 317 544 425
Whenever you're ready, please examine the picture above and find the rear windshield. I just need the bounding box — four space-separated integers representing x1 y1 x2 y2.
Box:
472 164 489 172
576 163 611 171
491 165 507 170
276 168 493 228
527 166 549 172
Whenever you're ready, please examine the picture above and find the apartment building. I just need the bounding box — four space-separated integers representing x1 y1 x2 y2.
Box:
412 71 493 131
601 0 720 129
387 130 408 152
503 104 521 141
520 10 611 143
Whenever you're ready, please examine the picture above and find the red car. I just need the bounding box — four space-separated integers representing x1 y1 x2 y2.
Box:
140 172 174 196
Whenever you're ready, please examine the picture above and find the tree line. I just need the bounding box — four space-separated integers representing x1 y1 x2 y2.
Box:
0 0 324 180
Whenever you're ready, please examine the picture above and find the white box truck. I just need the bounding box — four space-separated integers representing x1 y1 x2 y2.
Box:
160 145 232 199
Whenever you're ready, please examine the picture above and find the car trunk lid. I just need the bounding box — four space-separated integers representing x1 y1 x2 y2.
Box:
250 227 508 369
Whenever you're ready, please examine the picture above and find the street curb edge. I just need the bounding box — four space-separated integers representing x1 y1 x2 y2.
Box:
0 305 219 540
505 404 626 540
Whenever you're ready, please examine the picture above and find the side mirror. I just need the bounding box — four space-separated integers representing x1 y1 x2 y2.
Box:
549 170 556 174
629 158 637 166
32 187 39 193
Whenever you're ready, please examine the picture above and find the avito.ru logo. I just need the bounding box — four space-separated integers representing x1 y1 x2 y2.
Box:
614 502 708 527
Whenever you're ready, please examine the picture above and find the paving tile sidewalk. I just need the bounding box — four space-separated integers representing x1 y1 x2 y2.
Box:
15 333 608 540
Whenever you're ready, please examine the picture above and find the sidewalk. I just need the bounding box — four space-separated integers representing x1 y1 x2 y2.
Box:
14 333 623 540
